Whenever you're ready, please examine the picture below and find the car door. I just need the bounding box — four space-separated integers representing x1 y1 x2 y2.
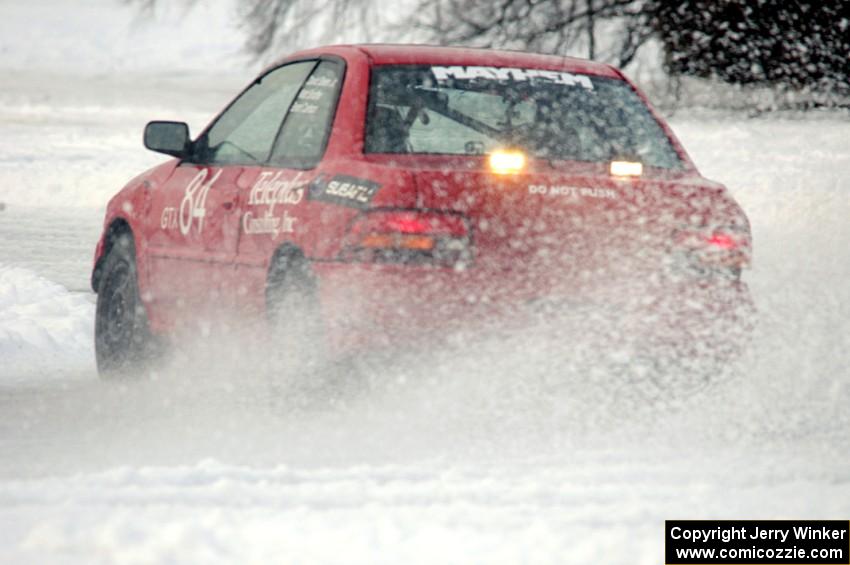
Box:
147 61 317 330
233 59 347 316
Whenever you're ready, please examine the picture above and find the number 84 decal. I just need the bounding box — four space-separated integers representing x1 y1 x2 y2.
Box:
160 169 222 235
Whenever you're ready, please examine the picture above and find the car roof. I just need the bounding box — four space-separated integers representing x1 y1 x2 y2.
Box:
279 44 622 79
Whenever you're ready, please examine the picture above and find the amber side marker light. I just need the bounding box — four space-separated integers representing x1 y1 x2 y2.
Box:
360 233 436 251
489 150 526 175
610 160 643 177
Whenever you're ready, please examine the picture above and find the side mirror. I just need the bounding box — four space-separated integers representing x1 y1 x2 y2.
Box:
144 121 190 158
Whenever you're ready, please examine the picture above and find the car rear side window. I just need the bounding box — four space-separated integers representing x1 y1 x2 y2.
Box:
270 60 343 169
365 65 683 169
197 61 316 165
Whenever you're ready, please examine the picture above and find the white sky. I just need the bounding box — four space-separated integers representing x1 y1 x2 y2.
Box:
0 0 248 74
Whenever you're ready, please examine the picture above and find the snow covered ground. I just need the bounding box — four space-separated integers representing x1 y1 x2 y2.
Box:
1 1 850 563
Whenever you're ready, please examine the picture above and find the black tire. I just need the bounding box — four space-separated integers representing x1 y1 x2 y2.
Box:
265 252 326 385
94 234 154 378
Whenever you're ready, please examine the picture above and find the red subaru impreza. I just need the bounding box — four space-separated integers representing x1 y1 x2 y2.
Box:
92 44 752 380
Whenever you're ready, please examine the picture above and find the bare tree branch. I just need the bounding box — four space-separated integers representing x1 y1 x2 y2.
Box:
125 0 658 68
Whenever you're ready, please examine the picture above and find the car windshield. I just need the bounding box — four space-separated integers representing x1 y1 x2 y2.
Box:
365 65 683 169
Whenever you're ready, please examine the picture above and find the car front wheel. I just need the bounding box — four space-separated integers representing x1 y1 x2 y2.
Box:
94 234 154 377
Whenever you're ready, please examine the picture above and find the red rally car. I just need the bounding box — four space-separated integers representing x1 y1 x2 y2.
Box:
92 44 753 379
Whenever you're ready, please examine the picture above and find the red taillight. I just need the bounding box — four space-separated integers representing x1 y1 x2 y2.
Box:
675 228 747 252
705 233 738 250
385 216 431 234
350 210 468 238
672 226 751 275
344 210 472 266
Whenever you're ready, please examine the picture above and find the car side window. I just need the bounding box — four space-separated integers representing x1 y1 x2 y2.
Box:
269 60 343 168
196 61 316 165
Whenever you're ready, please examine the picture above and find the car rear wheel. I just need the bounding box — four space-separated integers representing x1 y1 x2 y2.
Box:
265 252 329 396
632 280 755 400
94 234 154 378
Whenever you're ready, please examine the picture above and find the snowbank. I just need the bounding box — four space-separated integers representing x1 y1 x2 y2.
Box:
0 265 95 381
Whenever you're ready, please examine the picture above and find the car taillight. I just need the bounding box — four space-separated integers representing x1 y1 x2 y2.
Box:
704 233 738 250
672 226 751 276
342 209 472 267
